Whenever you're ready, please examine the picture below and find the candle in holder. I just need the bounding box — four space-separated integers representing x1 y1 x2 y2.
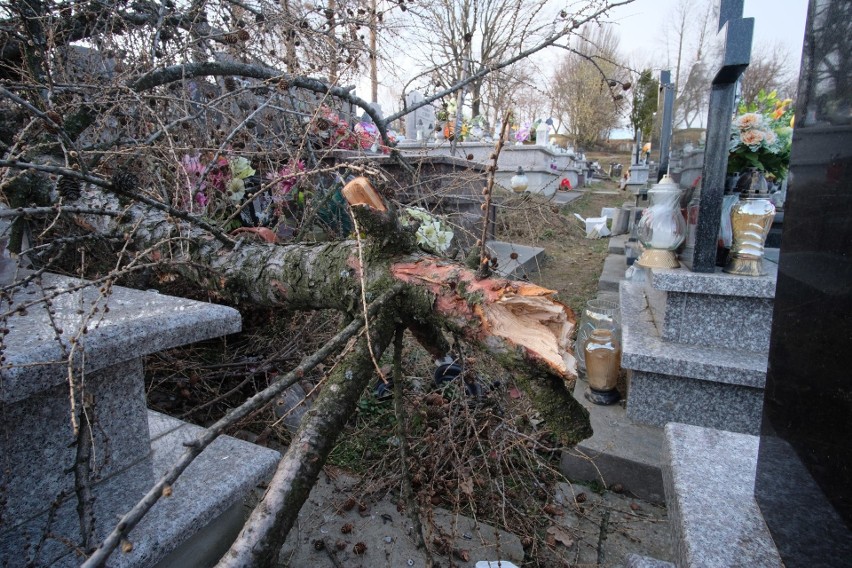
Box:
584 328 621 405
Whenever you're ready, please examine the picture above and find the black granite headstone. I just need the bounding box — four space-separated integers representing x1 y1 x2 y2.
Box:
680 0 753 272
657 70 675 181
755 1 852 565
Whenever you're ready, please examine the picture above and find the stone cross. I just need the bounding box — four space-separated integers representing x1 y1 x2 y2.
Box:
657 70 675 181
680 0 754 272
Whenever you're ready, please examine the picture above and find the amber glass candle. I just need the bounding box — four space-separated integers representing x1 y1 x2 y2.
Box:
584 328 621 392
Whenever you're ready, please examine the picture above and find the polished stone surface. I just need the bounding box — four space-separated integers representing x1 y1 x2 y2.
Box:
620 281 768 388
0 412 280 567
649 264 776 298
628 370 763 435
0 358 151 523
625 554 675 568
0 272 241 404
680 4 754 272
663 423 782 567
662 290 774 352
756 1 852 563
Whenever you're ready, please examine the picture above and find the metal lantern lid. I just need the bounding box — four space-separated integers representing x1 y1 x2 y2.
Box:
735 169 770 197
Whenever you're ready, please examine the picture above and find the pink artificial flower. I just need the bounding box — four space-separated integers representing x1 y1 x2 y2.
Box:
740 129 766 147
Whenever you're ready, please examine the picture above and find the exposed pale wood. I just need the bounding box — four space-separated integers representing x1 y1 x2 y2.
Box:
483 291 576 377
342 176 387 211
391 259 577 381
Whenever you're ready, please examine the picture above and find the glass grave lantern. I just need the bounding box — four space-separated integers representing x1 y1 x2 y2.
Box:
510 166 529 193
636 174 686 269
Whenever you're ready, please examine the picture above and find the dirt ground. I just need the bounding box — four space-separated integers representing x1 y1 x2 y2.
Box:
493 151 633 318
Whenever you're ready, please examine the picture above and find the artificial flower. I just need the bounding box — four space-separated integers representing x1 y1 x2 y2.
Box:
229 156 255 180
729 90 795 180
402 207 454 254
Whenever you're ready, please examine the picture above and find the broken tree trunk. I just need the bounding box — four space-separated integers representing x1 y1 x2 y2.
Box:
68 178 591 566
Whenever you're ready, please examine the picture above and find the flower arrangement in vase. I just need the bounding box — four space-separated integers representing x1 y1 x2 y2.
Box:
728 90 794 182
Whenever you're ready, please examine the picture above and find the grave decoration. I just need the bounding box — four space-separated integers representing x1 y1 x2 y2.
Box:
635 175 686 269
727 90 794 183
723 168 775 276
510 167 529 193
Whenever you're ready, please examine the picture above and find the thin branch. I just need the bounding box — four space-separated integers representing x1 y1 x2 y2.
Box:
0 206 124 219
0 159 236 246
477 111 512 276
80 284 404 568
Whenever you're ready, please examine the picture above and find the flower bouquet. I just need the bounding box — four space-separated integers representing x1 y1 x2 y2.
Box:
728 91 794 181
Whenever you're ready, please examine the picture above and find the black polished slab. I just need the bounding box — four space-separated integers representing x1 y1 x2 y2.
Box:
756 1 852 565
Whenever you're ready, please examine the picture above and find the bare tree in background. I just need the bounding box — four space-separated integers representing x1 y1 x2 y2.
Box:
661 0 718 128
739 43 798 105
403 0 556 120
550 24 629 148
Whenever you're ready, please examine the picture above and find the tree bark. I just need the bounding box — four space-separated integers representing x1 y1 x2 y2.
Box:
72 190 592 566
218 309 400 566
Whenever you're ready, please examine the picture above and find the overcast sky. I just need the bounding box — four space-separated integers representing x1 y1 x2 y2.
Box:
367 0 810 122
605 0 809 71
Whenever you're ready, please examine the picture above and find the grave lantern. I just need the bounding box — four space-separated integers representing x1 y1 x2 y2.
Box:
636 174 686 268
510 167 529 193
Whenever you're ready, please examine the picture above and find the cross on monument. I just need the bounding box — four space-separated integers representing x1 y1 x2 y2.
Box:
680 0 754 272
657 70 675 181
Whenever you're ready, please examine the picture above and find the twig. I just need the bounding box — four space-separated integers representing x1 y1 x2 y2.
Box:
0 206 124 219
477 111 513 278
392 326 435 568
73 394 97 554
349 211 386 383
80 284 404 568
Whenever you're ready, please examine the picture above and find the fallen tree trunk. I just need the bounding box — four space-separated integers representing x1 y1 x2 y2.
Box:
64 179 592 566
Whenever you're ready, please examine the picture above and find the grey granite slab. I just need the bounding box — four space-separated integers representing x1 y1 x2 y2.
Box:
0 358 151 524
0 411 280 567
649 263 776 298
599 254 627 292
620 281 768 388
662 423 782 568
609 234 628 255
486 240 544 279
561 378 665 503
627 370 764 435
1 272 241 404
662 291 774 352
625 553 675 568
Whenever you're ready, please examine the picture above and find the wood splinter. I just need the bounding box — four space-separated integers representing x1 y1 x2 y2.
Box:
342 177 387 211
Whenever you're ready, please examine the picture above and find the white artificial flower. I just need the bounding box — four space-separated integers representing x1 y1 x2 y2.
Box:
229 157 255 180
227 177 246 202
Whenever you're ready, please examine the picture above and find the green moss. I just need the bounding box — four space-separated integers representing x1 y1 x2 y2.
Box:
455 279 484 306
511 370 592 446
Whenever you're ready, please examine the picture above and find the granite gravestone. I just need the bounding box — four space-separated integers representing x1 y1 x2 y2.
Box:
755 0 852 564
404 90 434 141
657 70 675 181
680 0 753 272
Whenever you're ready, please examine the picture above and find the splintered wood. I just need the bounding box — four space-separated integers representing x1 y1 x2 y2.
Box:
391 259 577 380
483 286 576 377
